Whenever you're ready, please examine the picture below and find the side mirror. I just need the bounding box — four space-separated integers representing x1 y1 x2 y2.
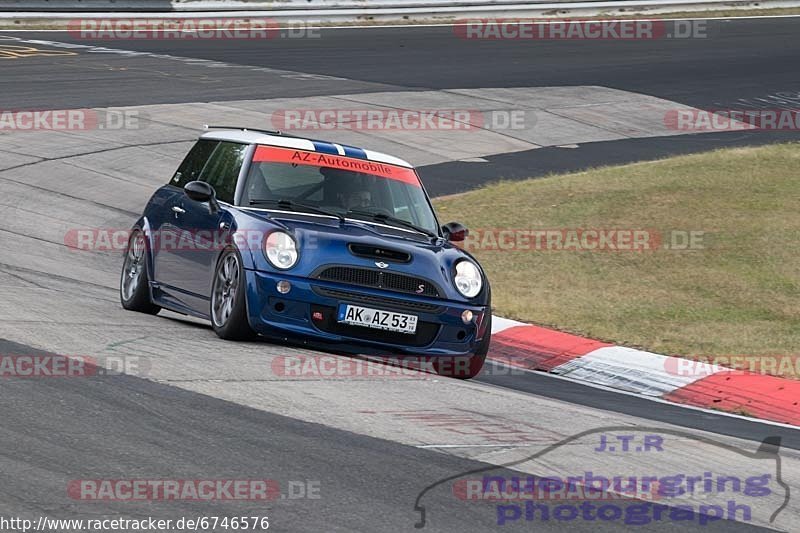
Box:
184 181 219 212
442 221 469 242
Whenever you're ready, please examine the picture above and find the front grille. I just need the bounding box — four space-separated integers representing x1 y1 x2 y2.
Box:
312 286 443 313
315 266 440 297
310 305 439 347
348 243 411 263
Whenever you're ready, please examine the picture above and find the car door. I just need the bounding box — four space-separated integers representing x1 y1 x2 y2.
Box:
152 139 219 301
170 141 248 307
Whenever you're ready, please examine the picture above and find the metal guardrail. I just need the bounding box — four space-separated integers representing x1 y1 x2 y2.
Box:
1 0 614 11
1 0 794 9
0 0 796 22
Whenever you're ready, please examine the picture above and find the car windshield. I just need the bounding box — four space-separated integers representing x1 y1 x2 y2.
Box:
240 145 439 234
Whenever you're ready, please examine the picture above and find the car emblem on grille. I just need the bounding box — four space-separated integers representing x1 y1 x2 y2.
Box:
375 261 389 269
416 284 426 294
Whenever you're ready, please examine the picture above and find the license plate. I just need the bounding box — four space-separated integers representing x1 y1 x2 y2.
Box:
337 304 418 334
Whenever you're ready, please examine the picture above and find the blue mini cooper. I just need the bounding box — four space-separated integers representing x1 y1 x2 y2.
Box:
120 128 491 378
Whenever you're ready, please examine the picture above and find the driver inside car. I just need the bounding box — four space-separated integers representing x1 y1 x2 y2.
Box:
320 167 375 211
342 189 372 210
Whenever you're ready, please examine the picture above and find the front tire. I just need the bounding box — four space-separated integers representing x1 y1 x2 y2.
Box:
120 229 161 315
211 248 255 340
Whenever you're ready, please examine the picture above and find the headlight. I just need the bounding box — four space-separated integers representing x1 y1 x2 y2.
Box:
264 231 298 270
453 260 482 298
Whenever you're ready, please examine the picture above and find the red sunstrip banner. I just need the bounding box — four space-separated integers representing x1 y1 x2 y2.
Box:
252 146 420 187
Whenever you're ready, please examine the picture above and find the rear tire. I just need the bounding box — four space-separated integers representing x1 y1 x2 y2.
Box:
434 313 491 379
211 248 256 340
120 229 161 315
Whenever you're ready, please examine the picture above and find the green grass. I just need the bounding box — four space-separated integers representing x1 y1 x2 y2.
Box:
434 144 800 368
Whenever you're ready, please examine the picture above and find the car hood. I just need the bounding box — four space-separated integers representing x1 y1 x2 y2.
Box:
235 209 488 304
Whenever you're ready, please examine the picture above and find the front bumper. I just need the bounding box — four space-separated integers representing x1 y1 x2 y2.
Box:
244 269 489 356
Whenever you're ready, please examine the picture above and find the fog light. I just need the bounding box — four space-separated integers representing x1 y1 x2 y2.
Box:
461 310 474 324
276 280 291 294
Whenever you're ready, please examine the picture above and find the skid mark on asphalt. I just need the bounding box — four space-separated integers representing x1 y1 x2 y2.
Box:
0 268 48 290
729 91 800 110
0 262 115 293
357 408 566 445
0 137 191 173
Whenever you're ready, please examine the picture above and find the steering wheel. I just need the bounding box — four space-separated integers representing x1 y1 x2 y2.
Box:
369 207 394 218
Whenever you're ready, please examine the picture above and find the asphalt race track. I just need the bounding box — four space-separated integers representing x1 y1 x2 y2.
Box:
3 17 800 187
1 16 800 532
4 18 800 108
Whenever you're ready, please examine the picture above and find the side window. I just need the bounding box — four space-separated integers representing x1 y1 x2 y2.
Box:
171 139 219 188
199 142 248 204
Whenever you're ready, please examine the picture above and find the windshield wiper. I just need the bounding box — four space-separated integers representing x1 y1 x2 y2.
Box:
346 208 439 239
249 199 344 222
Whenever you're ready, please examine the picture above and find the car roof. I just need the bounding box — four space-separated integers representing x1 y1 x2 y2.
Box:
200 129 414 169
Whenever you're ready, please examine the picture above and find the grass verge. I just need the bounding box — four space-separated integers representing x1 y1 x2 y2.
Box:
433 144 800 376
